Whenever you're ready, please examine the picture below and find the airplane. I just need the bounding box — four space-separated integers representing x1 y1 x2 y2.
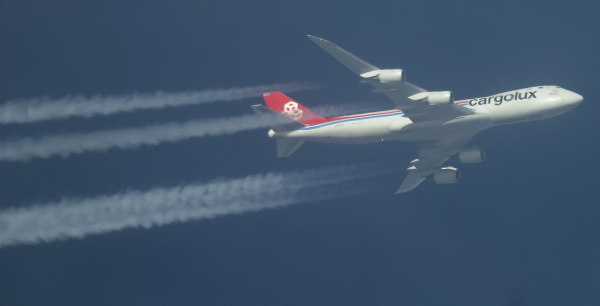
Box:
252 35 583 193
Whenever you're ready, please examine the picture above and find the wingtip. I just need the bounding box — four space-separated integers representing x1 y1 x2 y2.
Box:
394 187 409 194
394 184 418 194
307 35 329 42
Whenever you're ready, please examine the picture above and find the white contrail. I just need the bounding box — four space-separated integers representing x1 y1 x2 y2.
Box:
0 113 288 162
0 102 368 162
0 164 390 248
0 83 317 124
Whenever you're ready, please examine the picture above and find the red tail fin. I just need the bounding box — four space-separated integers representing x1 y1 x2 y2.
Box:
263 92 323 123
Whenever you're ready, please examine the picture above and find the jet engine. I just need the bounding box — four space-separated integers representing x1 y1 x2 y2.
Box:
458 147 485 163
360 69 405 83
408 91 453 105
427 91 453 105
433 167 459 184
377 69 405 82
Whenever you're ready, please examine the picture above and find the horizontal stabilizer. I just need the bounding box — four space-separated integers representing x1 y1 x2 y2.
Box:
277 138 305 158
307 35 380 76
251 105 306 132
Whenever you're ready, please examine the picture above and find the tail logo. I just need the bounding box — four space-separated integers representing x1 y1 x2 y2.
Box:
282 101 303 121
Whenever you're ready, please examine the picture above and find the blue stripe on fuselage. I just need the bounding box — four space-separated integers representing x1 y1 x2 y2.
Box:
300 112 404 130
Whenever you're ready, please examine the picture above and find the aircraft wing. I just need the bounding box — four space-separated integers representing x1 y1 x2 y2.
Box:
395 131 479 193
307 35 473 122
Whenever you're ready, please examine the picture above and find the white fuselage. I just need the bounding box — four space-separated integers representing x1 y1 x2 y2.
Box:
270 86 582 144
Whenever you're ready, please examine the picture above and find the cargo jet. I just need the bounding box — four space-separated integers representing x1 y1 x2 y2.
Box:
252 36 583 193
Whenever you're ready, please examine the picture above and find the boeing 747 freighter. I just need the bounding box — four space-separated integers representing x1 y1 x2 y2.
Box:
252 36 583 193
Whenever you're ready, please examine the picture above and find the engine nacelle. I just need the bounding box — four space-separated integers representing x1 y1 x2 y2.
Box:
408 91 453 105
433 167 459 184
427 91 453 105
458 147 484 163
360 69 405 83
377 69 405 82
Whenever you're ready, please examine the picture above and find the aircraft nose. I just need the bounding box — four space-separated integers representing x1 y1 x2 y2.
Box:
563 90 583 108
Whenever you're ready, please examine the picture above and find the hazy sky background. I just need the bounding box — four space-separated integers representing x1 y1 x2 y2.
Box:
1 1 599 305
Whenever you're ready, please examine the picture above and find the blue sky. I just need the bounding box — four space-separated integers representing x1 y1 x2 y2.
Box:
1 1 599 305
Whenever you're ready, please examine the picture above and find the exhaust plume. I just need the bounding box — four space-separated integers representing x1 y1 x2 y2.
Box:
0 113 287 162
0 164 391 248
0 101 368 162
0 83 317 124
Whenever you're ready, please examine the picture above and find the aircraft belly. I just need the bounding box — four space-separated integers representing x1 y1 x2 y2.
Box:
391 114 492 141
279 114 492 144
290 117 397 144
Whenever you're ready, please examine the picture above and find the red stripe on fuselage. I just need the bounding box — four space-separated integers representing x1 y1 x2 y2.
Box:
302 110 404 127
